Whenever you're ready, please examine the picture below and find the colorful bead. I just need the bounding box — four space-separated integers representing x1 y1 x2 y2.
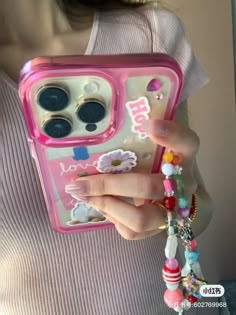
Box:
160 148 205 313
165 235 178 258
177 186 184 198
164 289 184 308
177 207 190 218
178 197 189 208
166 283 179 290
163 179 174 193
174 305 184 313
161 163 175 176
164 190 175 197
162 264 181 284
172 154 182 165
163 196 176 210
183 299 192 310
190 239 197 250
173 173 181 180
184 240 197 251
179 227 194 242
173 165 183 175
184 250 199 264
163 151 174 163
174 174 185 197
192 292 202 299
166 258 179 270
187 295 198 303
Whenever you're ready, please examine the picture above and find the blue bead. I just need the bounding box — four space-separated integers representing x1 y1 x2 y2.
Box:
179 197 188 208
184 249 199 263
193 292 202 299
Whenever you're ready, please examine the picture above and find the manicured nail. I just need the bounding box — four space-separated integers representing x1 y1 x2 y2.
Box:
65 181 88 194
70 194 89 203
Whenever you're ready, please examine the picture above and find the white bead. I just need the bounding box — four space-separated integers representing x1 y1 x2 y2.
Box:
168 226 175 235
174 306 183 313
161 163 175 176
181 262 191 277
165 235 178 258
166 283 179 290
182 299 191 311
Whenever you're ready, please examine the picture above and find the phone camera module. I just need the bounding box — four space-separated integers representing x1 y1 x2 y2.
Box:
76 99 106 124
38 86 69 111
43 115 72 138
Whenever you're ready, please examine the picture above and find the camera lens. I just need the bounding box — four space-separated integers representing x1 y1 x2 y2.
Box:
43 116 72 138
38 86 69 111
77 99 105 124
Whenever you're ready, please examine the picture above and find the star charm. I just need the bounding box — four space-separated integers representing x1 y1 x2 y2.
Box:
181 270 207 294
174 165 183 175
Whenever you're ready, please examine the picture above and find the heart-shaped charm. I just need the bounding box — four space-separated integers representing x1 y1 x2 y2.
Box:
146 79 162 92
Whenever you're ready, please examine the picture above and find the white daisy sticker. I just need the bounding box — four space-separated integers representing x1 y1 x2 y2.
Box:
96 149 137 174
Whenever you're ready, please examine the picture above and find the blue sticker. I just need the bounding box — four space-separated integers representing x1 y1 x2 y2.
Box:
73 147 89 161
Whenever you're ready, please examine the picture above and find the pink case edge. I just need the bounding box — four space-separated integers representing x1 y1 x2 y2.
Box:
18 53 184 233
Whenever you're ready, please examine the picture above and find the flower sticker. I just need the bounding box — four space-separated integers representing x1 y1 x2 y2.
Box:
96 149 137 174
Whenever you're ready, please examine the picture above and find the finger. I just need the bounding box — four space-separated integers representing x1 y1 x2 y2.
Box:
144 120 200 160
102 213 117 225
84 195 166 233
65 173 164 199
115 222 165 240
100 210 165 240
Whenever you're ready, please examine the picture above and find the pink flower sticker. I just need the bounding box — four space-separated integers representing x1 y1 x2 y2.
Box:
96 149 137 174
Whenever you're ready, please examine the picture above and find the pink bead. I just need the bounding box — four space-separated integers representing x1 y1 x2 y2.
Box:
190 239 197 250
166 258 178 270
163 179 173 193
164 289 184 308
177 207 190 218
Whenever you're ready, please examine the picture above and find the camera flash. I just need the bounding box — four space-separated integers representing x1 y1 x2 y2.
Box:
83 81 99 94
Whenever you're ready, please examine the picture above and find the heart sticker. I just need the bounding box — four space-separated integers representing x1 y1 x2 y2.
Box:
146 79 162 92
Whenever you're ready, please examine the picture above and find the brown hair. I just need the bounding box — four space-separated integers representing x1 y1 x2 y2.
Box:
57 0 157 11
56 0 160 23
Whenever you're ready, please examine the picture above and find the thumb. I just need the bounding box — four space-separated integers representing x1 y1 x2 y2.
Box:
142 119 199 159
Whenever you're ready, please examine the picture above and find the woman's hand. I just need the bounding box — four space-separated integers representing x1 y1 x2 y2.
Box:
65 120 200 240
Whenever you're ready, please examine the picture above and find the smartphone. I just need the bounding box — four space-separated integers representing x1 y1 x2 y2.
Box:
18 53 183 233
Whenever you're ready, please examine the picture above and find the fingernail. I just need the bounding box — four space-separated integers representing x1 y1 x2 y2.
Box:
65 181 88 194
70 194 89 203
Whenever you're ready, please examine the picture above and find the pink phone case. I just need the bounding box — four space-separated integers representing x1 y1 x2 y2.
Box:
18 54 183 233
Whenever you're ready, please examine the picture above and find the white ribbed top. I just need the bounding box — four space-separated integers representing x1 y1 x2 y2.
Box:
0 7 208 315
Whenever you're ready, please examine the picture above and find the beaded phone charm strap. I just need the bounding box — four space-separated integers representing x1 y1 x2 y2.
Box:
160 150 207 314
